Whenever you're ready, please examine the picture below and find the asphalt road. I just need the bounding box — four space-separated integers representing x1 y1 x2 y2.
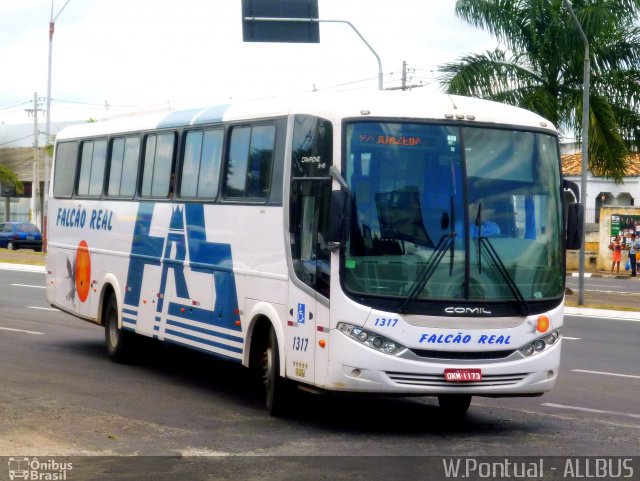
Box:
1 268 639 479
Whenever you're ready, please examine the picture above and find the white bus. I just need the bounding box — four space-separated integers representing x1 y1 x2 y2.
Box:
46 91 583 416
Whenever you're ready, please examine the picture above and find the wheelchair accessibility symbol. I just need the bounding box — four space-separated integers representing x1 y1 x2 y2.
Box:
297 303 306 324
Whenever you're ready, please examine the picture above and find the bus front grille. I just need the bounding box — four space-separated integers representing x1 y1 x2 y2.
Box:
385 371 529 387
408 349 517 360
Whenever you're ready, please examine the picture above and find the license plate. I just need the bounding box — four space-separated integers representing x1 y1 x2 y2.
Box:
26 236 34 240
444 368 482 382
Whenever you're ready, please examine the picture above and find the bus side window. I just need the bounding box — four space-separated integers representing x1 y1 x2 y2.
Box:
223 124 275 201
53 141 79 198
140 132 176 198
77 139 107 197
290 181 332 298
108 136 140 197
180 129 223 198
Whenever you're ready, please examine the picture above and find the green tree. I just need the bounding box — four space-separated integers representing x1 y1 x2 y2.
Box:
0 164 23 195
439 0 640 181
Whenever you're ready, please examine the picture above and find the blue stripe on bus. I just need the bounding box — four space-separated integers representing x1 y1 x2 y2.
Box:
164 338 242 363
153 325 160 332
167 301 241 332
192 104 230 125
157 109 204 128
164 329 243 354
167 302 210 323
123 308 137 316
166 319 243 344
123 316 137 326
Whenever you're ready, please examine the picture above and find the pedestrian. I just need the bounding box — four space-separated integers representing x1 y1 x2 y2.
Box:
609 236 623 275
629 233 640 277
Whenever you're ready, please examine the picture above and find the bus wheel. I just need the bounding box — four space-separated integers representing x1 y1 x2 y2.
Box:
437 394 472 417
263 326 290 416
104 294 135 363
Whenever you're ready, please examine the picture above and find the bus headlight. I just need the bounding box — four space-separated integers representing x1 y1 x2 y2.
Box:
337 322 405 355
519 329 561 357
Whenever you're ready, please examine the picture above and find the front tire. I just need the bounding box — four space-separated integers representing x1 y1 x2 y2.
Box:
263 326 291 416
437 394 472 417
104 294 136 363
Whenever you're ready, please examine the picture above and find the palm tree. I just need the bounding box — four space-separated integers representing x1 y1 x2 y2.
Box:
0 164 23 195
439 0 640 181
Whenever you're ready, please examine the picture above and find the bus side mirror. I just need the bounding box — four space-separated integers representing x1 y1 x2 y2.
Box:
327 190 349 244
566 203 584 250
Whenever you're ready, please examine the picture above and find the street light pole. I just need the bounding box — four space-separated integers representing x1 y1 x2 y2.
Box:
563 0 590 305
243 16 384 90
44 0 71 249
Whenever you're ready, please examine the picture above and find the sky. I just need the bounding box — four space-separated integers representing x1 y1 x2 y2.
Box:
0 0 497 126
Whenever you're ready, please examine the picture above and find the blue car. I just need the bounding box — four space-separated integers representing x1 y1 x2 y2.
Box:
0 222 43 251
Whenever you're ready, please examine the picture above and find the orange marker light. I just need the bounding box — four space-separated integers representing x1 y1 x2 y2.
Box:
536 315 550 333
319 339 326 348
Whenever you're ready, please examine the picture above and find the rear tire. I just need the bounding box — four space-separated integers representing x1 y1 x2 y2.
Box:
263 326 291 416
437 394 472 417
104 294 136 363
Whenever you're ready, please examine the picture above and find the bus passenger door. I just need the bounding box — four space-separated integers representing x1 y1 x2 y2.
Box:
288 180 332 386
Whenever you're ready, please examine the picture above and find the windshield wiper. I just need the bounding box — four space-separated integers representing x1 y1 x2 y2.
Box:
449 196 456 276
478 237 529 316
475 203 483 273
398 232 456 314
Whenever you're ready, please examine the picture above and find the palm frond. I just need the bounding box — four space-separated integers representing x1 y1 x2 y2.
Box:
586 94 629 182
0 165 23 194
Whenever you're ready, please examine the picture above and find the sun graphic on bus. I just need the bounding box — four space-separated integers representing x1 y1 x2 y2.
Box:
75 240 91 303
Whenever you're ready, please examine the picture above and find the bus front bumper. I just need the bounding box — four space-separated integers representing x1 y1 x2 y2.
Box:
322 329 561 396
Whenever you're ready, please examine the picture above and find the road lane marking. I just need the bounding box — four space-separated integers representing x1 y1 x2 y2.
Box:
542 403 640 420
27 306 59 312
11 283 46 289
563 336 581 340
572 369 640 380
0 263 45 273
0 326 44 335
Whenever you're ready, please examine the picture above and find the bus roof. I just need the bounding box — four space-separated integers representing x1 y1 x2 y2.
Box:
56 90 557 140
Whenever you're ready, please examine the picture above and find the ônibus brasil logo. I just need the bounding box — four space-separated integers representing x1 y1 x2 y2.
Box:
7 457 73 480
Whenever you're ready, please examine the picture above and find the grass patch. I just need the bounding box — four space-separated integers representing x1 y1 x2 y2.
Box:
0 248 45 266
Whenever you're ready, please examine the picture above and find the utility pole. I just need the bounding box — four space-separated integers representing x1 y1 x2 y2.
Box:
385 61 424 91
563 0 590 306
45 0 72 252
25 93 45 229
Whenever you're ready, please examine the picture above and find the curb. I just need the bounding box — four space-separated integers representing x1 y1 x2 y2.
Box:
569 272 640 280
564 306 640 321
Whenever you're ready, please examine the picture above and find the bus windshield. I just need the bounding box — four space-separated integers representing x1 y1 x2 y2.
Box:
342 121 564 307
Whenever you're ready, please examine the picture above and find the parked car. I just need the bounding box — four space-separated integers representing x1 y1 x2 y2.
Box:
0 222 43 251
